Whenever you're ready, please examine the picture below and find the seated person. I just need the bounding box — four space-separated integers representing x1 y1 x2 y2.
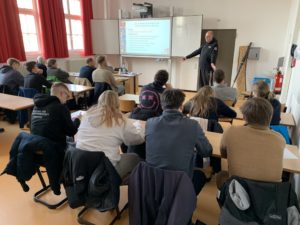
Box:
252 80 281 125
218 97 285 187
31 82 79 149
140 69 172 114
0 58 24 94
36 56 48 78
212 69 237 103
24 61 51 93
92 55 124 95
183 86 237 121
146 89 212 194
127 91 162 159
76 90 144 180
79 57 96 85
47 58 72 83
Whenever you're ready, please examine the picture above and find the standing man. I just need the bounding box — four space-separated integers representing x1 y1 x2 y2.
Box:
183 31 218 88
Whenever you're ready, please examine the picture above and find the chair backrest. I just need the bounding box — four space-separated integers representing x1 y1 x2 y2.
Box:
223 99 234 107
270 125 291 144
74 77 92 87
93 82 112 104
218 176 299 224
128 162 196 225
119 99 136 113
18 87 38 98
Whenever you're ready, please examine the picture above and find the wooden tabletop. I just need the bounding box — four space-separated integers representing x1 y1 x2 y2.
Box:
119 94 140 104
0 93 34 111
114 72 141 78
115 77 130 83
66 84 94 94
232 108 295 127
205 131 300 174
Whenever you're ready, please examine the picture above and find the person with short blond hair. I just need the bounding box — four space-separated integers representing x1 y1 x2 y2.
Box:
0 57 24 93
219 97 285 184
252 80 281 125
31 82 79 147
92 55 124 95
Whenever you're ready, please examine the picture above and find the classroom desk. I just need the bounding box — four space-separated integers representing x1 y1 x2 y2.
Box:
114 73 141 94
205 131 300 174
0 93 34 111
66 84 94 94
232 108 295 127
119 94 140 104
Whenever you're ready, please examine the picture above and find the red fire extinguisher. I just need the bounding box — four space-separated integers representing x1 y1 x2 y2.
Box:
274 69 283 94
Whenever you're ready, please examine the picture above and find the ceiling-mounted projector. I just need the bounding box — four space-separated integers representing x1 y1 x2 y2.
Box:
132 2 153 18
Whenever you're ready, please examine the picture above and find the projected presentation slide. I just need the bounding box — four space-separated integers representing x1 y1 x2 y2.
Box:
119 18 171 57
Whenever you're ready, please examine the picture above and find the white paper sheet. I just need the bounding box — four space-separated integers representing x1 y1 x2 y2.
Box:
284 148 298 159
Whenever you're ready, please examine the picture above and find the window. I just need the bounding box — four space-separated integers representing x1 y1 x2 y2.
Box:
63 0 84 51
17 0 40 53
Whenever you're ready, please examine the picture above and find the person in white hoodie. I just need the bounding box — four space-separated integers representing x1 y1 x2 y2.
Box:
76 90 144 179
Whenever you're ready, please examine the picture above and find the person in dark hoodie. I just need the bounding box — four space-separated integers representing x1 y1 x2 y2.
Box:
36 56 48 78
0 58 24 94
183 31 218 88
127 88 162 159
24 61 51 93
31 82 79 148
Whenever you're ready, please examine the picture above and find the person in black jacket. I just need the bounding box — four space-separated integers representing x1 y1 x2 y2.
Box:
24 61 52 93
36 56 48 78
183 86 237 121
252 80 281 125
30 82 79 148
79 57 96 85
183 31 218 88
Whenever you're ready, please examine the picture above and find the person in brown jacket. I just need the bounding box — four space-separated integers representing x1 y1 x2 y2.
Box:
217 97 285 188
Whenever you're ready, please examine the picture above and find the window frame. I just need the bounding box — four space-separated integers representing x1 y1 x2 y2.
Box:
17 0 42 56
63 0 84 53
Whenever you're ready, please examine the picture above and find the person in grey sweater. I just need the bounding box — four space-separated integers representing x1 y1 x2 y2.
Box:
212 69 237 103
47 58 72 83
146 89 212 194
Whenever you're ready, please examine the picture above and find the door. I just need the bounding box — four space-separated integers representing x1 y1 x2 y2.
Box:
202 29 236 85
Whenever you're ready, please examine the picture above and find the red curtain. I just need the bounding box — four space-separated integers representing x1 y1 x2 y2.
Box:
37 0 69 58
80 0 94 56
0 0 26 63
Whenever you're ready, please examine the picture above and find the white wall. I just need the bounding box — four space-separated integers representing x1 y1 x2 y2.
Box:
92 0 292 90
286 30 300 202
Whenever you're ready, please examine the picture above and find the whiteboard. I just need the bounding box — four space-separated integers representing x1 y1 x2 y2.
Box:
91 19 119 54
171 16 203 57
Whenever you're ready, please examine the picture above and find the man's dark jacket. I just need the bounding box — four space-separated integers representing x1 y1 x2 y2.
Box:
24 73 51 93
31 94 78 146
0 65 24 91
62 147 121 211
146 110 212 177
2 132 64 194
128 162 196 225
